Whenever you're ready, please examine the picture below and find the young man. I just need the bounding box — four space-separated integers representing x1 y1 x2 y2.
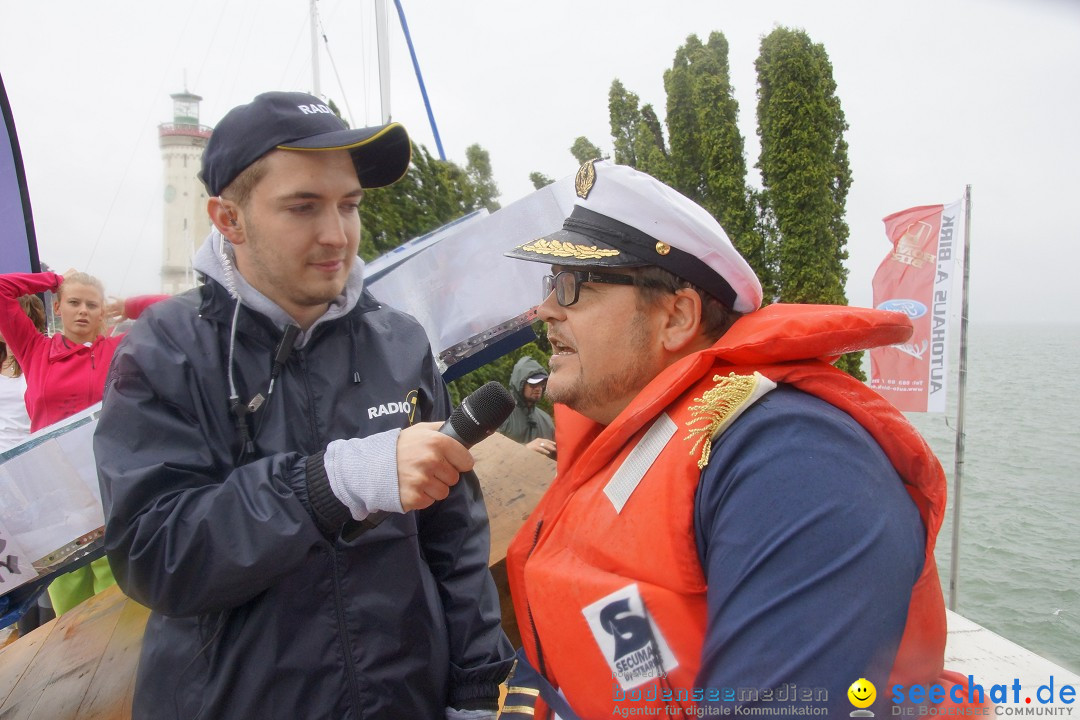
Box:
499 355 556 457
500 161 973 719
95 92 513 719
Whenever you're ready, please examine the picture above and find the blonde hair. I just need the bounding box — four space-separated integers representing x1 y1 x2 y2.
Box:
58 272 105 301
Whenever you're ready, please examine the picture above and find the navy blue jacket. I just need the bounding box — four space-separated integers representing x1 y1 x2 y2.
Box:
95 278 513 719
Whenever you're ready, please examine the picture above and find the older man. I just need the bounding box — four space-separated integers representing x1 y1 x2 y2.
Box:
501 161 972 719
95 92 513 720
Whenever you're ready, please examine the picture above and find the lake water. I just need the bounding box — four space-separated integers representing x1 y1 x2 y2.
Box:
895 322 1080 673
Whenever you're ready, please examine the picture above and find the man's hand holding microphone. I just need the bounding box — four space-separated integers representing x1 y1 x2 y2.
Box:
395 422 475 510
322 382 516 536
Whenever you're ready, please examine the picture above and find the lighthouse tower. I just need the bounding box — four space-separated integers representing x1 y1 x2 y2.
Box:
158 91 212 294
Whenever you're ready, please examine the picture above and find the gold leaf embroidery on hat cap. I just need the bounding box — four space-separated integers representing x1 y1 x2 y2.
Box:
684 373 759 469
655 242 671 256
519 239 620 260
575 159 598 199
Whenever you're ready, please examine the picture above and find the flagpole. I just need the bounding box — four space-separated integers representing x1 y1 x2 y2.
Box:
948 184 972 611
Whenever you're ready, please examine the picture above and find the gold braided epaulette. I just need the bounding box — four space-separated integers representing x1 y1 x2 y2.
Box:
685 373 760 470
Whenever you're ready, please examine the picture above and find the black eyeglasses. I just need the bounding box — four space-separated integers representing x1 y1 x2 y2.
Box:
542 270 636 307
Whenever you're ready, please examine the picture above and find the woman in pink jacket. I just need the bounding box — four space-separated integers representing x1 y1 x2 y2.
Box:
0 270 165 615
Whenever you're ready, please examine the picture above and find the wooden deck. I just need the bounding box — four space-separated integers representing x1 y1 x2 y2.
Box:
0 432 554 719
3 432 1078 717
0 586 148 720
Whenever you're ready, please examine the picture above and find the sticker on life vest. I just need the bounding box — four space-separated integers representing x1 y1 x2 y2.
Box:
581 583 679 690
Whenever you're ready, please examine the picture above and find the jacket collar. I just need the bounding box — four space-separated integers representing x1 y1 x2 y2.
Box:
47 332 101 361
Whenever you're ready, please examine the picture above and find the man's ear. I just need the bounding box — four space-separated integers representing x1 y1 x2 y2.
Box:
658 288 705 353
207 197 244 244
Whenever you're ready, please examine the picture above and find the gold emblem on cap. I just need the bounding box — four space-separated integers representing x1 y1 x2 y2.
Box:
655 242 671 256
575 159 598 199
518 239 620 260
685 373 760 469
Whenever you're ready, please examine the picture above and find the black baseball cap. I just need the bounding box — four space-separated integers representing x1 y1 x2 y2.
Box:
199 91 412 196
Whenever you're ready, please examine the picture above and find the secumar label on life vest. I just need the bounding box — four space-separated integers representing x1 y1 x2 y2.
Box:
582 583 679 690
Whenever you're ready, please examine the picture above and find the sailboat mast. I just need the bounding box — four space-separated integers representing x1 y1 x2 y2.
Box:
310 0 321 97
375 0 391 124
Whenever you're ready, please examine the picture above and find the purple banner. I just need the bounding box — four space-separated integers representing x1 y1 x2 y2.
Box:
0 72 39 274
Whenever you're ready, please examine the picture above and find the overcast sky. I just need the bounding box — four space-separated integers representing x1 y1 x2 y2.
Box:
2 0 1078 324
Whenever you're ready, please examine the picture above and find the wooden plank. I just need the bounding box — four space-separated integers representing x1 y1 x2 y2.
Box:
75 596 149 720
472 432 556 648
0 621 54 709
471 431 556 565
1 586 124 720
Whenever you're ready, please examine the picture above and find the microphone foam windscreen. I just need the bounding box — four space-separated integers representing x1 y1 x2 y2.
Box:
449 381 516 445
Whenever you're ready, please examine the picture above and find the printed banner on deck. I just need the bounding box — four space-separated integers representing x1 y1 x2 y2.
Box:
0 404 105 595
869 200 962 412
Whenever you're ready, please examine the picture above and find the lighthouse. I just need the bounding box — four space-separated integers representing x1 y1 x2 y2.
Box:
158 91 211 294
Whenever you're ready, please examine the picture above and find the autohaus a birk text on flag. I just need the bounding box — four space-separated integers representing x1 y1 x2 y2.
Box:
869 200 963 413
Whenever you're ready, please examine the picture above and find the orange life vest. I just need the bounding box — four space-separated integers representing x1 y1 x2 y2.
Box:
506 304 970 719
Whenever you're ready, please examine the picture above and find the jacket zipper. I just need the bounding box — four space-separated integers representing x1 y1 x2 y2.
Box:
296 351 322 443
298 348 363 715
524 518 552 719
329 546 364 717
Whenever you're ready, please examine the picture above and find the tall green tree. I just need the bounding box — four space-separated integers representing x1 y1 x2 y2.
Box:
664 32 774 298
529 171 554 189
570 137 605 165
606 81 670 182
632 104 671 181
465 143 501 213
608 79 643 167
755 27 861 377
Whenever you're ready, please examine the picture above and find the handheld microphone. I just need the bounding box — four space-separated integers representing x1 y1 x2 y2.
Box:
344 381 515 538
438 380 516 449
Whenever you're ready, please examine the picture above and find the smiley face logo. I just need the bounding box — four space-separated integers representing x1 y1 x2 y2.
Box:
848 678 877 709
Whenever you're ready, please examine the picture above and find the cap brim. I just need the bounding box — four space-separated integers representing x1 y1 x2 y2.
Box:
278 122 411 189
504 227 648 268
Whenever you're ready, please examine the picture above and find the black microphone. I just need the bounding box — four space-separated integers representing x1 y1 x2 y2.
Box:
344 381 515 539
438 380 516 449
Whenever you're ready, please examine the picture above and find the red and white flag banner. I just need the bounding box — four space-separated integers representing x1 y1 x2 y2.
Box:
869 200 962 412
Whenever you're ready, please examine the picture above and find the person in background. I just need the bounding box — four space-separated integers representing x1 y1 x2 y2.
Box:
0 269 164 616
500 161 980 719
0 293 56 635
94 91 513 720
499 355 556 458
0 294 45 453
